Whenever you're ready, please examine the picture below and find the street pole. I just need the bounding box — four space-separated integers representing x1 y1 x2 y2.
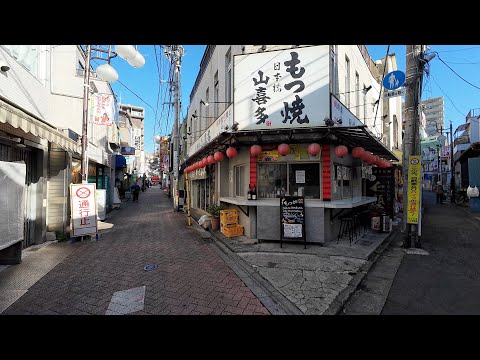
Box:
402 45 425 248
450 120 455 197
172 45 183 211
81 45 92 184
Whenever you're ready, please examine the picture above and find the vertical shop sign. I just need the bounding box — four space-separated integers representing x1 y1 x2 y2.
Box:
407 156 421 224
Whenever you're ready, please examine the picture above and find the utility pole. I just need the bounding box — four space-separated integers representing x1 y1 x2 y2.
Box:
402 45 426 248
170 45 184 211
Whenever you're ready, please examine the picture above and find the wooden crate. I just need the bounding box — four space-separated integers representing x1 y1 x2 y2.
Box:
220 209 239 225
221 224 244 238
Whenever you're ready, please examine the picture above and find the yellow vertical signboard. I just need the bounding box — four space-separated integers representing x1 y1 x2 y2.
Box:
407 156 421 224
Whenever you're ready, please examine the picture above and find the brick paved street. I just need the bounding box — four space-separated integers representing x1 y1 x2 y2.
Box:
3 186 270 315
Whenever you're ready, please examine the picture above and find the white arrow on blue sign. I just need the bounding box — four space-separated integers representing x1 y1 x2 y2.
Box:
383 70 406 91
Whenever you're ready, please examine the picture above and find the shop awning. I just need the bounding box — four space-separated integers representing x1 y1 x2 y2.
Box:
186 126 399 163
115 154 127 168
0 97 80 153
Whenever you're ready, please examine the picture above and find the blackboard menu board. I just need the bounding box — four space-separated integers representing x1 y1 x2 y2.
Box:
367 168 395 218
280 196 306 249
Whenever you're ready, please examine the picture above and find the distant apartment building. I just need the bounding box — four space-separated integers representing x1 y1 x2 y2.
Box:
403 96 444 137
118 104 145 181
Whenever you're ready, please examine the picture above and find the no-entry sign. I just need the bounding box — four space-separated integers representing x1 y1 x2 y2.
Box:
71 183 98 236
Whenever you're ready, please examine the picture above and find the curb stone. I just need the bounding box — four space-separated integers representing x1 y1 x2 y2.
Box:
323 227 402 315
188 212 303 315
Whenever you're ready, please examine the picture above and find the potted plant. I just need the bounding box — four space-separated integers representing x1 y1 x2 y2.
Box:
207 204 223 230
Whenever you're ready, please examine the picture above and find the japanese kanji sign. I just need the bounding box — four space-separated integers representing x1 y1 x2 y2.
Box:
234 46 329 131
71 183 98 236
407 156 422 224
89 93 114 126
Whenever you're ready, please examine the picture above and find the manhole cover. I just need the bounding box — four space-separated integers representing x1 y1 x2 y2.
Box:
143 264 159 271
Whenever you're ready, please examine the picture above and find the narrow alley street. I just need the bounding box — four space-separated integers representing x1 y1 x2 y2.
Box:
1 186 270 315
381 192 480 314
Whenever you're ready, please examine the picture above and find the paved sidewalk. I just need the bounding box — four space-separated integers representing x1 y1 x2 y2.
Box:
190 207 396 315
1 186 270 315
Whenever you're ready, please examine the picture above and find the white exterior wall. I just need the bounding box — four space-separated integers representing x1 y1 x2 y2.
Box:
187 45 243 148
336 45 382 138
49 45 114 164
470 116 480 144
0 46 49 120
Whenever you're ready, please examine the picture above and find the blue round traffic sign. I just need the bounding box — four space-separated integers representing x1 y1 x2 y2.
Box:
383 70 406 91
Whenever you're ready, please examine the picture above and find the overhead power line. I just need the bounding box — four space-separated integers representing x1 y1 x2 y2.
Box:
436 53 480 91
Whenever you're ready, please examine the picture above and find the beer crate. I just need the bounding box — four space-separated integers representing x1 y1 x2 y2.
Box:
221 224 244 238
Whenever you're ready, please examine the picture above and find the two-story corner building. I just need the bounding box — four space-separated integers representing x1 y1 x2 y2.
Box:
183 45 399 245
48 45 120 232
0 45 80 255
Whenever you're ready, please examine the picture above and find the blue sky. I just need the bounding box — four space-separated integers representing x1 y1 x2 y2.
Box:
105 45 480 154
367 45 480 135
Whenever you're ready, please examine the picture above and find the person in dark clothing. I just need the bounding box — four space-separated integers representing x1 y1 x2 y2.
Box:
433 181 444 204
131 183 140 202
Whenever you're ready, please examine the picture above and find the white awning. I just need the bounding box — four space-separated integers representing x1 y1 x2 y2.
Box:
0 98 80 153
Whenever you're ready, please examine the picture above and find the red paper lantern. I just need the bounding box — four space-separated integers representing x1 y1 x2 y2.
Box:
373 155 380 166
360 151 371 161
202 158 209 167
196 161 202 169
308 143 321 156
366 153 376 165
334 145 348 158
207 155 215 165
214 151 224 162
352 147 365 159
250 144 262 157
185 167 189 173
384 161 392 168
226 147 238 159
278 143 290 156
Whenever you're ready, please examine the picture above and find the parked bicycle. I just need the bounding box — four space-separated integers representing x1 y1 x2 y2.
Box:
445 189 469 205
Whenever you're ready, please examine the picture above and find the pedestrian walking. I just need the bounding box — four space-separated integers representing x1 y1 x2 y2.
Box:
131 182 141 202
433 181 444 204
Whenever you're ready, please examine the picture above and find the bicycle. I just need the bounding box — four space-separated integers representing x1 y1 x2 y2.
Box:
445 189 468 205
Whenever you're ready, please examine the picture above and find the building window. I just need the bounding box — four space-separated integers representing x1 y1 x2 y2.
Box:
330 45 338 96
2 45 39 78
214 71 219 119
234 164 246 197
257 163 287 198
345 55 350 108
363 84 367 122
288 163 320 199
355 72 360 118
205 87 210 127
256 162 320 199
225 47 232 104
332 164 354 200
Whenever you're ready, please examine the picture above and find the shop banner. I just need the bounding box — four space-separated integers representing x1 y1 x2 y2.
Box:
89 93 114 126
407 156 421 224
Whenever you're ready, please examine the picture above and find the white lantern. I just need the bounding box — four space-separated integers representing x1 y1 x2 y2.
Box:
115 45 137 60
96 63 118 83
127 51 145 68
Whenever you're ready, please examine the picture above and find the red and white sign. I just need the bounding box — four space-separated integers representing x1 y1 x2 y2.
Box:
89 93 114 126
70 183 97 237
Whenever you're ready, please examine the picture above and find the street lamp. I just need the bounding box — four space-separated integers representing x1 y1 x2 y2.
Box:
80 45 145 183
